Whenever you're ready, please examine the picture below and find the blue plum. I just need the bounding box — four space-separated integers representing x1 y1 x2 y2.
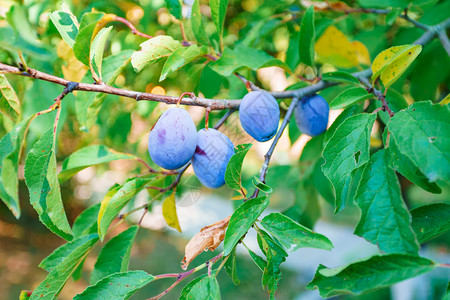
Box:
239 91 280 142
148 107 197 170
192 129 235 188
294 94 329 137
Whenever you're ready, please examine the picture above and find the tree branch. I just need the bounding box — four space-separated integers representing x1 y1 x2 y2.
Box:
437 29 450 56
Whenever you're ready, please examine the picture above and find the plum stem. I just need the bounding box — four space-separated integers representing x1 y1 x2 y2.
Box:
205 107 212 130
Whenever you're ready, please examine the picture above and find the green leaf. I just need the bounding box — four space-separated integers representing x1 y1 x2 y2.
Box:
39 234 98 273
210 46 291 76
49 10 79 48
165 0 183 19
354 149 419 254
371 44 422 88
77 50 133 131
30 234 98 300
0 74 20 121
330 86 372 110
162 192 182 232
59 145 137 183
245 246 266 271
299 6 315 67
191 0 209 45
322 113 376 212
24 127 73 241
260 212 333 251
0 115 33 218
75 271 154 300
306 254 436 297
388 136 441 194
160 45 207 81
324 104 363 144
72 203 101 238
257 229 287 297
98 175 156 241
225 143 252 191
224 248 240 285
180 274 221 300
91 226 139 284
252 177 273 194
73 12 104 66
411 203 450 244
223 196 269 256
321 71 361 85
131 35 182 72
90 26 112 81
387 101 450 182
210 0 229 36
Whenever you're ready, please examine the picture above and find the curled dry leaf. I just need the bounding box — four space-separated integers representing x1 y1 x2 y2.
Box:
181 216 231 270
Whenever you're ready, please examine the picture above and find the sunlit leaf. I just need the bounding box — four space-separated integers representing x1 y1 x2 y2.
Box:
180 274 221 300
49 10 79 48
191 0 209 45
24 127 73 241
162 192 182 232
131 35 182 72
90 26 112 81
0 74 20 121
371 44 422 88
210 0 229 36
73 12 104 66
160 44 207 81
165 0 183 20
315 26 359 68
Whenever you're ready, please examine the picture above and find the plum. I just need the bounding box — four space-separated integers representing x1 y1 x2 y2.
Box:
294 94 329 137
148 107 197 170
239 91 280 142
192 129 235 188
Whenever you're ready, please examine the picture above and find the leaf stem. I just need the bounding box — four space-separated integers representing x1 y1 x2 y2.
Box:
148 253 223 300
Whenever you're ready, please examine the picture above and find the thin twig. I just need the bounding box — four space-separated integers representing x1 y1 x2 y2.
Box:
114 16 153 39
148 253 223 300
252 97 300 199
437 29 450 57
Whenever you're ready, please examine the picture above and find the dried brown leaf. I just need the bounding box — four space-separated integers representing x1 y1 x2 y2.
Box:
181 216 231 270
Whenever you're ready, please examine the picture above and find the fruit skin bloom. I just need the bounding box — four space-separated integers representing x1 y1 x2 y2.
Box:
239 91 280 142
192 129 235 188
148 107 197 170
294 94 329 137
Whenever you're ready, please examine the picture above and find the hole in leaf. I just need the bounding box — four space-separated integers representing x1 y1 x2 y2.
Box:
354 151 361 165
428 136 437 143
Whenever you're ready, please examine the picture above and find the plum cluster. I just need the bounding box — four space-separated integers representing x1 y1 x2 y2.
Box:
147 91 329 188
148 107 234 189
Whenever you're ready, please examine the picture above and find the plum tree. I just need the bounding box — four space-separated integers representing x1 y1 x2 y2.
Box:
192 129 235 188
294 94 329 137
148 108 197 170
239 91 280 142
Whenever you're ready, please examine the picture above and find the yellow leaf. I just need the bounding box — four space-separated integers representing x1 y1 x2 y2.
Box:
352 41 371 65
440 93 450 106
181 216 230 270
162 192 181 232
371 45 421 86
315 26 359 68
57 40 88 82
379 45 422 88
97 184 121 231
92 13 117 40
